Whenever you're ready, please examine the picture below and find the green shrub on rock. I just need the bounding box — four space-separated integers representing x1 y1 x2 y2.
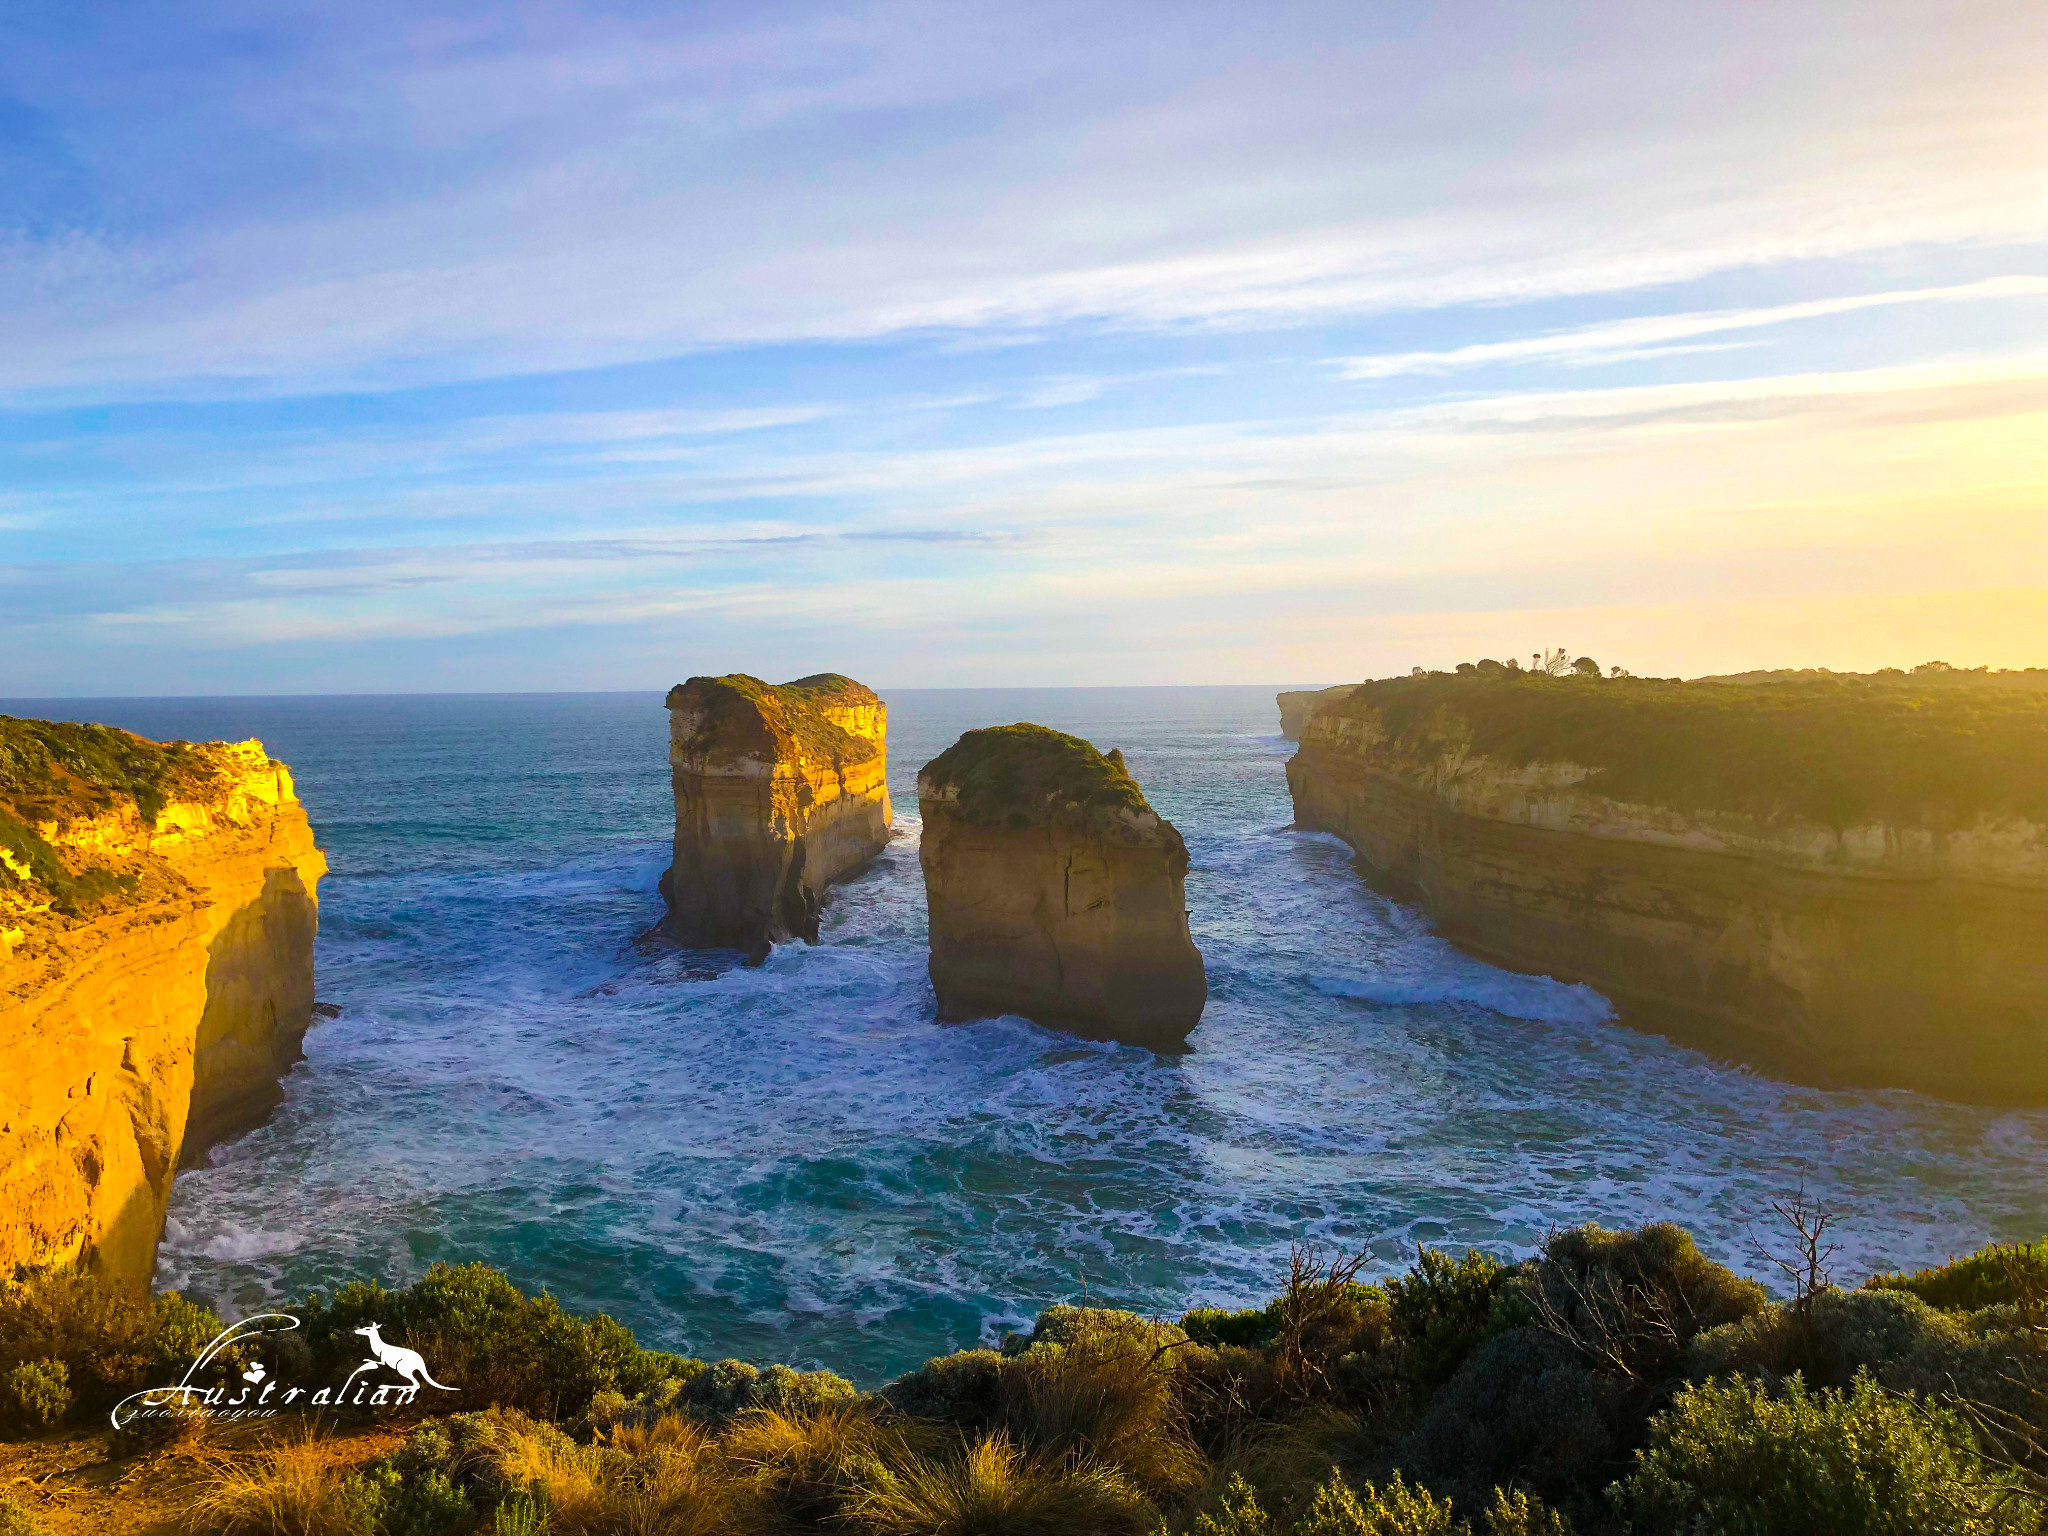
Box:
1621 1370 2036 1535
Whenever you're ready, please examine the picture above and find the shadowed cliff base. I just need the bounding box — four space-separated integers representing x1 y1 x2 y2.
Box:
0 717 325 1287
1287 667 2048 1104
919 723 1206 1051
660 673 893 964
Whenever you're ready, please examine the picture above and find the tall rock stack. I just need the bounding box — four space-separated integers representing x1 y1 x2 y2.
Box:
662 673 893 962
0 719 326 1286
918 724 1206 1051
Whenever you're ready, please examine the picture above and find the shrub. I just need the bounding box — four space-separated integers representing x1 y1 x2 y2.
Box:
1478 1488 1569 1536
0 1268 230 1416
1190 1473 1274 1535
341 1464 473 1536
0 1360 70 1435
1386 1247 1514 1393
883 1349 1007 1430
1521 1223 1764 1387
1688 1287 2048 1428
302 1262 692 1418
1295 1470 1463 1535
1183 1305 1281 1350
677 1358 858 1422
1396 1328 1626 1508
0 1493 48 1536
1621 1370 2037 1535
1867 1239 2048 1316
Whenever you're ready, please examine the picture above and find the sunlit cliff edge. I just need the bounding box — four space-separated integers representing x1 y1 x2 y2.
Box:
661 673 893 962
1286 669 2048 1103
0 718 325 1286
920 724 1206 1050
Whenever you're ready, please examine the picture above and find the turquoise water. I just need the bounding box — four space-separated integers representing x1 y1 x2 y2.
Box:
14 689 2047 1385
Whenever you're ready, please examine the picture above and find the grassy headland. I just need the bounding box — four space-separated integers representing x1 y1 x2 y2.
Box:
1318 668 2048 829
3 1222 2043 1533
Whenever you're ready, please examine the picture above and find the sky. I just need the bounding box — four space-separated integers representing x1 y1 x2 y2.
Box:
2 0 2043 695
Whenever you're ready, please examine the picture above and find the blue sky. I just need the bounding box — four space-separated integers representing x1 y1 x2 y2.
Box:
3 0 2043 694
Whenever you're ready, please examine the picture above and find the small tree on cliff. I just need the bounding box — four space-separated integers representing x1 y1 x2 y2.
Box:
1573 656 1601 678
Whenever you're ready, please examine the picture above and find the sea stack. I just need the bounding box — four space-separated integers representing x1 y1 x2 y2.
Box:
918 724 1206 1050
0 718 326 1285
662 673 892 962
1286 669 2048 1103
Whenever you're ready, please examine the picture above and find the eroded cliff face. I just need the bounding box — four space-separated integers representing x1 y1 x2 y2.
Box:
1277 685 1357 741
663 673 893 960
0 726 325 1285
1288 691 2048 1103
919 725 1206 1051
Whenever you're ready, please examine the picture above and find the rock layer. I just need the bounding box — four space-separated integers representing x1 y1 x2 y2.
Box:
1286 674 2048 1102
918 724 1206 1050
1277 685 1357 741
0 720 325 1285
662 674 892 960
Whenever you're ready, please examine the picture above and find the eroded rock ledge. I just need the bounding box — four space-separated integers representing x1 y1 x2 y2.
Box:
918 724 1206 1050
0 717 326 1285
662 674 892 961
1277 684 1357 741
1285 670 2048 1102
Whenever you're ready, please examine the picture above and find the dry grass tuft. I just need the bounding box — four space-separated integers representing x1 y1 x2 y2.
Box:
850 1431 1155 1536
183 1424 371 1536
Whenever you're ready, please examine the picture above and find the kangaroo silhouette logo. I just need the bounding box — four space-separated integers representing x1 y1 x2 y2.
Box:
353 1324 457 1391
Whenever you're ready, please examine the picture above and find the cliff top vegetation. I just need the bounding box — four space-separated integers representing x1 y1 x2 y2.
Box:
1317 668 2048 828
0 716 264 922
3 1218 2043 1534
918 723 1160 834
666 673 884 768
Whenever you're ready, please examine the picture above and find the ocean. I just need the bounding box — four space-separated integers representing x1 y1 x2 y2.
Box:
14 688 2047 1385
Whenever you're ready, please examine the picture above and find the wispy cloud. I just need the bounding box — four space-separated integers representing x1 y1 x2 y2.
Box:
1334 277 2048 379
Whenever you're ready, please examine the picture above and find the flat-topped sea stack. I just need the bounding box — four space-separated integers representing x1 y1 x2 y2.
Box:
1277 684 1357 740
918 724 1206 1050
0 717 326 1285
1287 668 2048 1102
663 673 892 961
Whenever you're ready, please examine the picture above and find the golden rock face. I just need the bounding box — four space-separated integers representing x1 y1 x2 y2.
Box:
661 674 894 962
918 725 1206 1052
0 732 325 1286
1286 696 2048 1104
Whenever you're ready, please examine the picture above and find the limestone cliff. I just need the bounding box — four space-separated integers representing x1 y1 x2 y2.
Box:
0 718 326 1286
919 725 1206 1050
1278 685 1357 741
662 673 893 961
1287 671 2048 1102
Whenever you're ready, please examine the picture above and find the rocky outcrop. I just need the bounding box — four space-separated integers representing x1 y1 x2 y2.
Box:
662 674 892 961
0 719 325 1286
918 725 1206 1050
1287 673 2048 1103
1278 685 1357 741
